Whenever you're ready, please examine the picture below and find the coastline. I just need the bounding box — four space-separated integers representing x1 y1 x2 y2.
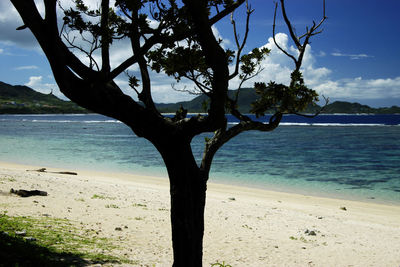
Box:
1 161 400 266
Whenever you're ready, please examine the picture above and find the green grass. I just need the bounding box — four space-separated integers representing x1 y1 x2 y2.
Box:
158 208 169 211
132 203 147 208
241 224 253 230
105 204 119 209
0 214 135 266
91 194 106 199
91 194 116 200
0 176 16 182
211 261 232 267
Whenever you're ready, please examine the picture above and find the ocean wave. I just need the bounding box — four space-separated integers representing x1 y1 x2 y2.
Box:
24 119 122 123
227 122 397 127
83 120 122 123
5 113 88 117
310 123 388 127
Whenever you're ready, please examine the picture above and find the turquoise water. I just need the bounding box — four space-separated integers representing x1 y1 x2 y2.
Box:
0 114 399 204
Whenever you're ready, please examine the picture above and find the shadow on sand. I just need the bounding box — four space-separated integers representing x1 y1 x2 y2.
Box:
0 233 110 267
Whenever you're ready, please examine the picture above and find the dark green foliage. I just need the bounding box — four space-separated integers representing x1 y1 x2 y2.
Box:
251 71 319 116
202 99 209 113
63 0 125 42
239 47 270 78
173 105 188 121
148 42 209 83
128 74 140 91
63 1 101 34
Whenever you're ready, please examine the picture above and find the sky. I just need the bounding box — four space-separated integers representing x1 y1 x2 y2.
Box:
0 0 399 107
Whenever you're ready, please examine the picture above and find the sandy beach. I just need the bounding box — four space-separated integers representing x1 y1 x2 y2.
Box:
0 161 399 266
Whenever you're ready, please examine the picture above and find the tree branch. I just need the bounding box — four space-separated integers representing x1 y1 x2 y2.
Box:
288 95 329 118
272 2 297 64
279 0 301 49
229 0 253 80
129 7 158 113
101 0 110 74
200 112 282 175
209 0 246 25
183 0 229 129
62 32 100 71
275 0 327 71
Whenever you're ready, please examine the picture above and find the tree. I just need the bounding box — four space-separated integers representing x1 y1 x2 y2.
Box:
10 0 326 265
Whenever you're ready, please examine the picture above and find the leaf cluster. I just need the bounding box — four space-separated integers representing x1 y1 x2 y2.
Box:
251 70 319 117
239 47 270 79
59 0 321 120
148 42 209 82
62 0 128 41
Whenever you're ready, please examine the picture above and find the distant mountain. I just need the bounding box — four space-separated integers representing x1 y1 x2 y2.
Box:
0 81 88 114
321 101 400 114
156 88 260 113
1 81 399 114
156 88 400 114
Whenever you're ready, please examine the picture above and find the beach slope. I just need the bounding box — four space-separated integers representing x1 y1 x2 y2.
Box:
0 162 399 266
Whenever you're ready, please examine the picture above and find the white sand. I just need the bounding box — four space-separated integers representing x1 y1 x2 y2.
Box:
0 161 399 266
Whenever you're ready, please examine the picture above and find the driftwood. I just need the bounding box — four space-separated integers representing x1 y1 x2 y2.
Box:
10 188 48 197
26 168 77 176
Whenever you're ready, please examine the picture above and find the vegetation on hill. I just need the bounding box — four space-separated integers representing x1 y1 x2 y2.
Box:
0 81 398 114
155 88 400 114
321 101 400 114
0 81 88 114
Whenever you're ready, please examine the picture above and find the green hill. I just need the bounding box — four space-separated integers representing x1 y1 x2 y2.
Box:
155 88 400 114
1 81 399 114
156 88 270 113
0 81 88 114
322 101 373 114
321 101 400 114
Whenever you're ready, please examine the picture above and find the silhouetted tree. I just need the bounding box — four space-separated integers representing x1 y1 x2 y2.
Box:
10 0 326 265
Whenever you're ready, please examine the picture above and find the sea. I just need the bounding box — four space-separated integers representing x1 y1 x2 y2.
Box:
0 113 399 205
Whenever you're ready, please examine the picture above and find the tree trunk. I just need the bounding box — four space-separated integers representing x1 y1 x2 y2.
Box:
159 140 207 267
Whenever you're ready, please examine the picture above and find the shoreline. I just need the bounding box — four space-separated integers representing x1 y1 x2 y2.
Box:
2 159 399 207
1 161 400 265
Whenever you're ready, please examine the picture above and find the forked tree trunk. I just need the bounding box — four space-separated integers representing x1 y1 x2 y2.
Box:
159 139 208 267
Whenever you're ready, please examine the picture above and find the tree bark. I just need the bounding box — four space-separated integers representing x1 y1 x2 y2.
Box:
158 139 207 266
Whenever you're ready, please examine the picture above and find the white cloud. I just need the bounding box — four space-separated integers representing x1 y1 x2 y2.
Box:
228 33 399 103
14 65 39 71
24 76 66 99
119 43 400 103
212 25 231 49
229 32 322 89
316 77 400 99
2 0 398 105
331 52 373 60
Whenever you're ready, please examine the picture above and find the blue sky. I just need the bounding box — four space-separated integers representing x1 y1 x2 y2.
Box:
0 0 399 107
